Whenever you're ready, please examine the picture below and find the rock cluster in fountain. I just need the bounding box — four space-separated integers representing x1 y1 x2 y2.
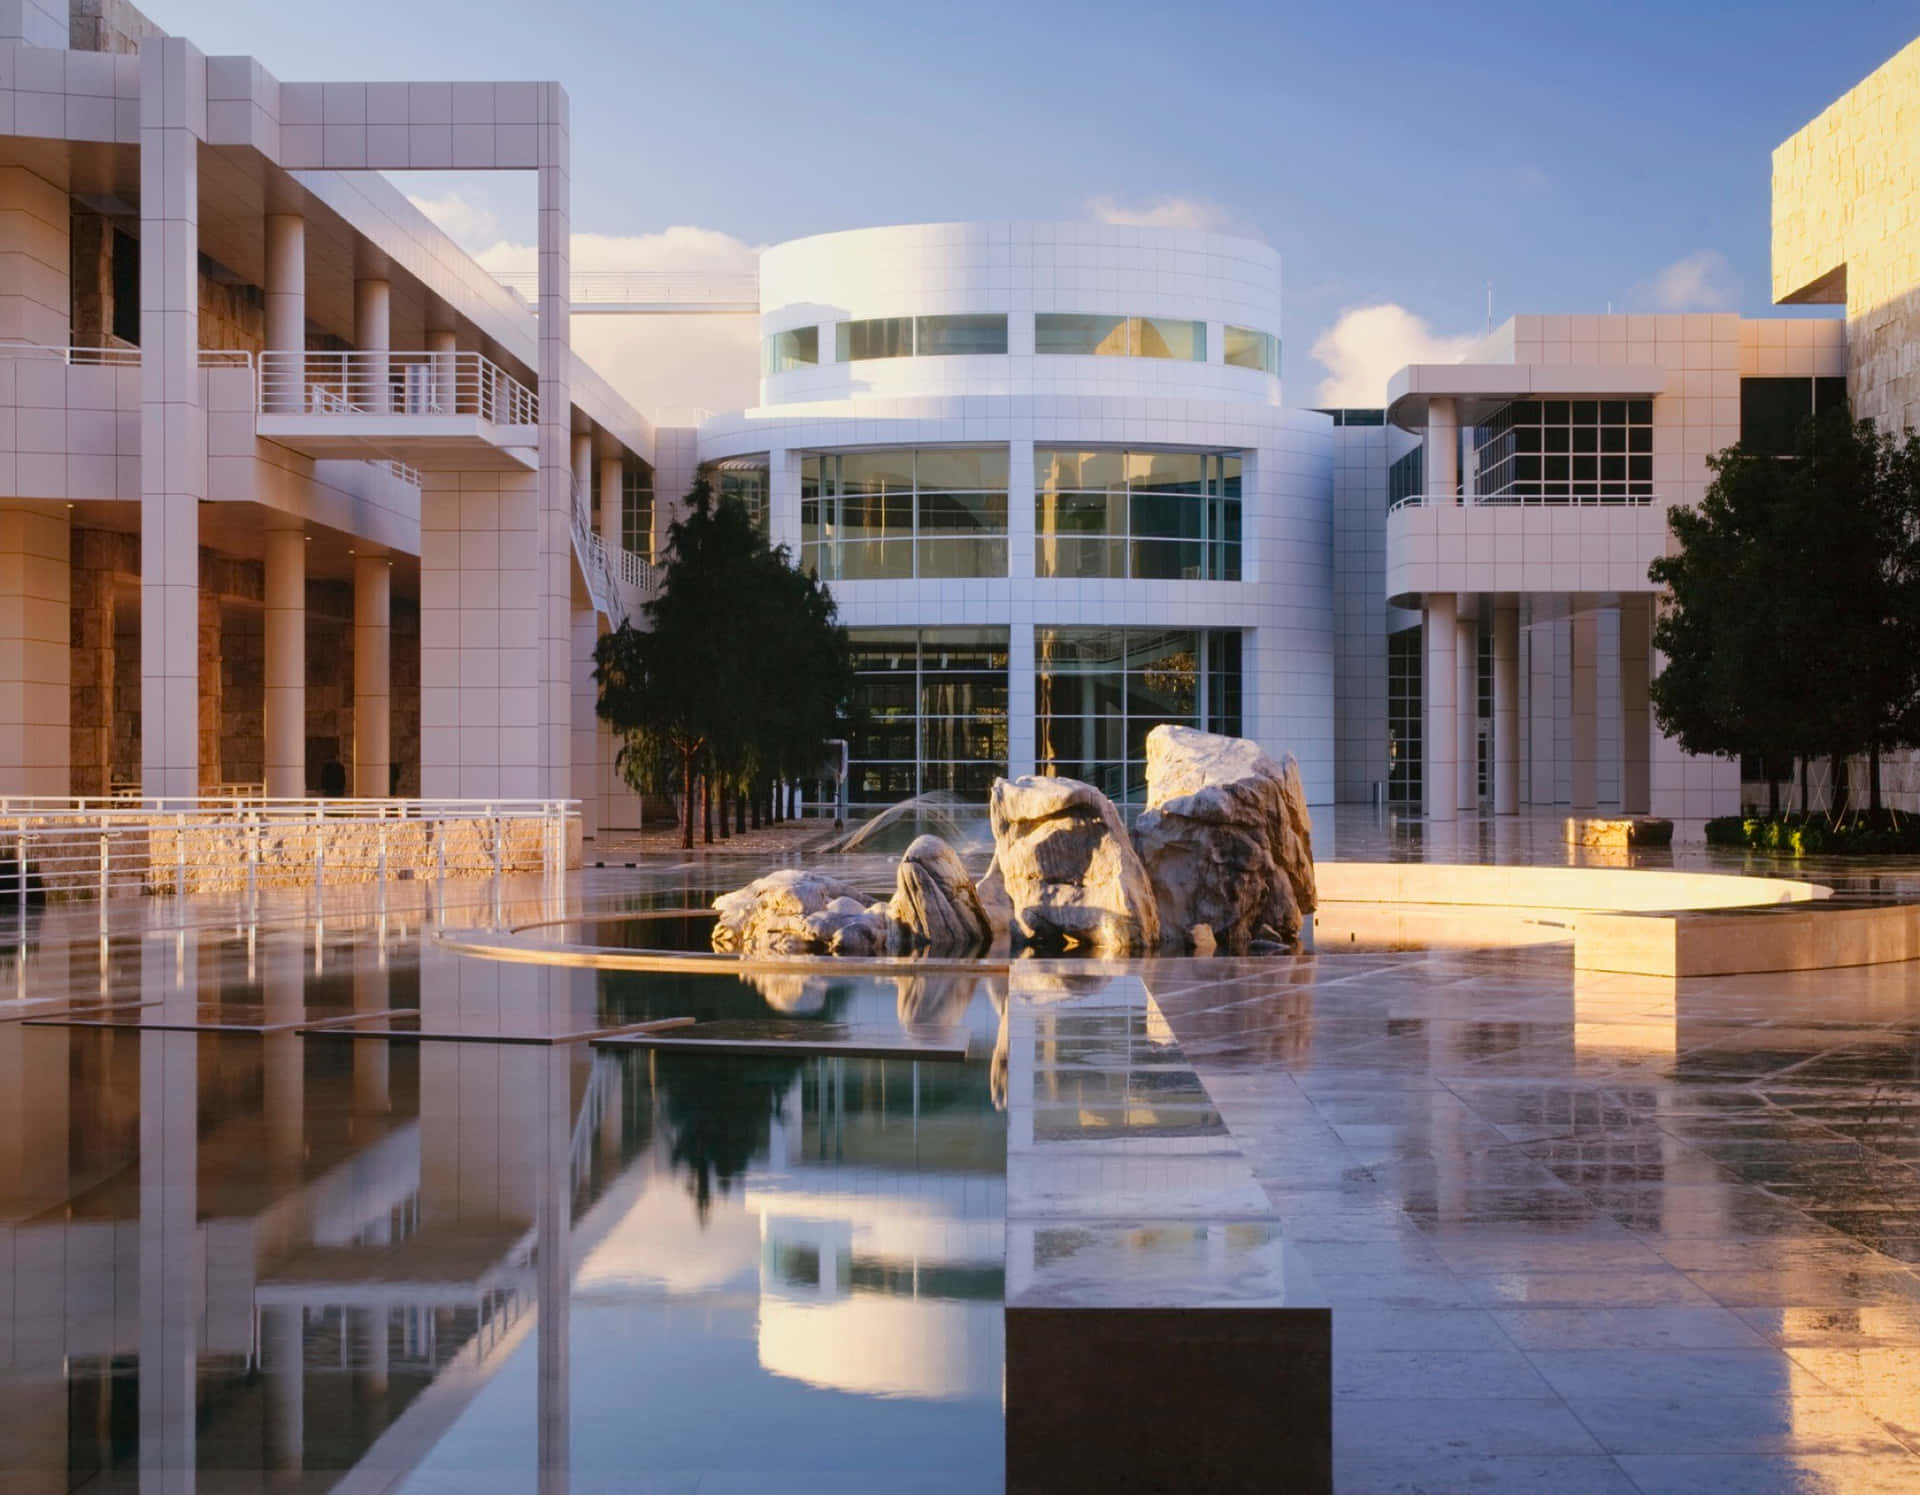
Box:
710 725 1315 958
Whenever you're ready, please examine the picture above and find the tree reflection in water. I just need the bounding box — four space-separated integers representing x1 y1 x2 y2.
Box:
654 1051 807 1218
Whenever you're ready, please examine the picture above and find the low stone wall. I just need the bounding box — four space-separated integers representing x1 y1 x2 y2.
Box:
4 813 581 897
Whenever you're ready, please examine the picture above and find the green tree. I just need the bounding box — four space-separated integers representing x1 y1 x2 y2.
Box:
594 478 853 847
1651 410 1920 812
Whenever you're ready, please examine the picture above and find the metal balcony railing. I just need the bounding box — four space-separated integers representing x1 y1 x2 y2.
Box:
0 795 576 928
1389 490 1657 514
258 349 538 427
0 341 255 370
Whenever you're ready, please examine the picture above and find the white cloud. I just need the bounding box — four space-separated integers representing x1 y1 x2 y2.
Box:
1086 194 1259 237
1311 303 1480 407
412 196 766 421
406 191 502 252
1627 250 1739 313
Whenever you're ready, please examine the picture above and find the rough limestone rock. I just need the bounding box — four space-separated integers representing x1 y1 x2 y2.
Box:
1131 724 1317 953
887 835 993 955
987 775 1160 953
974 854 1013 941
711 869 881 955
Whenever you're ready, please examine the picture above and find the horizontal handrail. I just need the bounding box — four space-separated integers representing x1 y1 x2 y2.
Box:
0 342 255 370
258 349 538 427
1390 491 1657 512
0 795 576 816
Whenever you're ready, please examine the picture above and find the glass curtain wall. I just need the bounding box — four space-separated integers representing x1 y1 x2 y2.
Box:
802 448 1009 580
1223 325 1280 372
703 460 770 536
846 627 1010 808
834 315 1009 360
1034 314 1207 360
1035 627 1243 803
1473 400 1654 501
621 465 654 559
1387 625 1422 806
1035 449 1241 580
762 326 820 374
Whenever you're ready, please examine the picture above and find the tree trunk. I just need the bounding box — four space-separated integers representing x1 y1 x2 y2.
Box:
736 786 747 834
718 782 730 839
681 754 695 850
1871 745 1883 814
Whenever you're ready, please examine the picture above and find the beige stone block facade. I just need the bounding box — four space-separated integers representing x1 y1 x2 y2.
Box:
1773 36 1920 433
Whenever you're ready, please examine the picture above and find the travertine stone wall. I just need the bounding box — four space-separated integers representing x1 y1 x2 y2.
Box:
1773 36 1920 433
70 0 165 54
221 601 263 787
197 584 220 786
69 527 134 796
306 579 354 794
199 258 266 356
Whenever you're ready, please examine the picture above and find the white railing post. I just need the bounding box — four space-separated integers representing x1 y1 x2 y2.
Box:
98 829 109 936
490 806 503 927
246 815 259 924
313 817 325 922
435 820 447 927
377 821 389 919
175 814 187 924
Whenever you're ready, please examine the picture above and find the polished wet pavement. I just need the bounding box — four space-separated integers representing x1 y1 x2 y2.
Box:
6 822 1920 1491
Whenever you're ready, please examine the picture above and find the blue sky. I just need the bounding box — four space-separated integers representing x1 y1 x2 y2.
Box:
152 0 1905 405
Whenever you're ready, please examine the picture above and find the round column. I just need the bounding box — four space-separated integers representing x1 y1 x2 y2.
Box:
354 277 391 413
264 213 304 413
571 431 593 507
1427 397 1459 500
597 451 622 547
264 526 306 798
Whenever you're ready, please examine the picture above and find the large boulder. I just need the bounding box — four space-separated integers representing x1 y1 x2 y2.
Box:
987 775 1160 954
711 869 885 955
887 835 992 954
1131 725 1316 952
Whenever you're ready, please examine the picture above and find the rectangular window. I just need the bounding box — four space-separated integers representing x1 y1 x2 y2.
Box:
621 466 654 559
762 325 819 375
835 317 915 362
1740 376 1849 457
1387 625 1422 806
915 313 1008 356
1471 397 1654 501
111 229 140 346
803 447 1009 581
1035 448 1241 580
1129 317 1206 361
847 626 1009 810
1035 627 1242 804
1035 312 1129 356
1224 325 1279 373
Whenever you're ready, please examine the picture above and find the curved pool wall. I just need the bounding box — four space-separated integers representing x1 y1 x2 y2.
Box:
696 220 1336 808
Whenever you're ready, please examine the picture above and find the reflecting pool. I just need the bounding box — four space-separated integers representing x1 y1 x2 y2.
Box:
0 917 1008 1492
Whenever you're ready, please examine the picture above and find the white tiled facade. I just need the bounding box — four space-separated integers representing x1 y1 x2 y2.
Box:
700 223 1336 803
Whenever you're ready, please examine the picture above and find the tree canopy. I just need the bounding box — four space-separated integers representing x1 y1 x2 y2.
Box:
594 478 854 847
1650 410 1920 811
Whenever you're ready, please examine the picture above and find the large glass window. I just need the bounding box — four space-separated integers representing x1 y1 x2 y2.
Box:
836 317 914 362
762 326 819 375
802 447 1008 580
621 465 654 559
915 313 1008 355
1388 447 1424 508
1224 325 1280 373
1740 376 1848 456
1035 447 1241 580
1472 399 1654 501
1034 313 1206 361
1035 627 1242 803
847 627 1009 809
703 459 770 536
832 314 1008 361
1387 625 1421 806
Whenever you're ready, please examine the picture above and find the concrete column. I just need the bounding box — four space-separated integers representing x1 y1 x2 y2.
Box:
1422 593 1457 821
264 526 306 797
1456 601 1477 812
140 40 209 799
264 212 304 413
1007 620 1036 779
355 275 391 414
1492 602 1520 815
597 451 621 545
537 92 573 801
260 1304 305 1476
1570 598 1599 810
427 326 457 414
0 506 70 795
1427 398 1459 501
1619 594 1653 815
353 554 391 796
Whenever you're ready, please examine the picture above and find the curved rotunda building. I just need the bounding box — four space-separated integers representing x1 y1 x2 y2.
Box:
698 222 1334 811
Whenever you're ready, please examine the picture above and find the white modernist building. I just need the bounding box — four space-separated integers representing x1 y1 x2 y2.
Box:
698 223 1333 809
0 2 1900 834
